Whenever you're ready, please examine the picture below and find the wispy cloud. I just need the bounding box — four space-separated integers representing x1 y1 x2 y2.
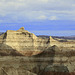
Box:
49 16 57 20
0 0 75 22
37 15 58 20
30 30 75 36
37 15 47 20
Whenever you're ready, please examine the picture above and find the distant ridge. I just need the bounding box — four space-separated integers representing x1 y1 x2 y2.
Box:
0 32 4 35
37 35 75 40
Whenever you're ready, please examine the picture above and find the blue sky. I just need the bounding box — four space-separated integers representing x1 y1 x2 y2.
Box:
0 0 75 36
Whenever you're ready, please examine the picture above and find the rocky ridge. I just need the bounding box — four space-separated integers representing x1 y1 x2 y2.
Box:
0 27 75 75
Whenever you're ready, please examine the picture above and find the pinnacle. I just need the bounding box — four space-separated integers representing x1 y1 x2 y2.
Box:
19 27 25 30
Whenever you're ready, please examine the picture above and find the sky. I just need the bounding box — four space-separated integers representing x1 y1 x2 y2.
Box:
0 0 75 36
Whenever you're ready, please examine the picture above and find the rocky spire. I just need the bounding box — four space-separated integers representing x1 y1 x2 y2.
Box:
48 36 54 42
49 36 54 41
19 27 25 31
17 27 25 32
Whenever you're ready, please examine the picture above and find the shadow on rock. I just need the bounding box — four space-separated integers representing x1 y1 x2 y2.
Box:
0 43 23 56
32 45 69 75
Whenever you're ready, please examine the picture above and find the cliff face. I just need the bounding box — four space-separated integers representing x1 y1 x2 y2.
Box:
0 27 49 56
48 36 75 48
0 27 75 56
4 27 49 50
0 27 75 75
0 45 75 75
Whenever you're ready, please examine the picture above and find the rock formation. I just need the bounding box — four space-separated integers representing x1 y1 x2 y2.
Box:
0 27 75 75
0 27 75 55
0 27 48 56
0 45 75 75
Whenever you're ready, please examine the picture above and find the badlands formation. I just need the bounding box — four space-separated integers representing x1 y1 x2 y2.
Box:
0 27 75 75
0 27 74 56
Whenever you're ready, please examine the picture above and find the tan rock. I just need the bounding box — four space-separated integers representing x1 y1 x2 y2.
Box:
0 27 75 56
0 27 48 56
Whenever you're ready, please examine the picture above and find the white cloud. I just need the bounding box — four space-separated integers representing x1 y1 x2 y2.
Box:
40 0 49 3
37 15 47 20
0 0 74 22
72 4 75 7
49 16 57 20
37 15 58 20
0 20 3 22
